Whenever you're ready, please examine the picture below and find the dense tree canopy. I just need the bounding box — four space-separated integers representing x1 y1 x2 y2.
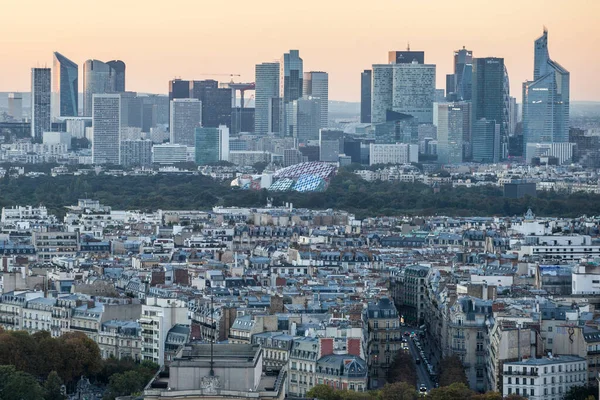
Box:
438 356 468 388
388 351 417 386
1 170 599 219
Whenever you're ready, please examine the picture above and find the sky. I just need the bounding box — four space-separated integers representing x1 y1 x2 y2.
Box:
1 0 599 102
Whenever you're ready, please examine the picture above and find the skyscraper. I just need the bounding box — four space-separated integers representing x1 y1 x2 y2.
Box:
472 118 500 163
8 93 23 120
169 79 190 101
190 80 232 128
291 97 321 144
92 94 121 165
451 47 473 101
280 50 303 136
254 62 280 135
471 57 507 159
361 70 372 123
303 71 329 129
195 125 229 165
522 29 570 146
83 60 115 117
170 99 202 146
107 60 126 92
436 102 470 164
31 68 52 142
392 62 436 124
371 64 393 124
52 52 78 118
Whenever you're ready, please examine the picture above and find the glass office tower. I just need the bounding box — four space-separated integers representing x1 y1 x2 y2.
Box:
52 52 78 118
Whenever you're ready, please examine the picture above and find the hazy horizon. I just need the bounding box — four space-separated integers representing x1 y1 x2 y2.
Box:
1 0 599 102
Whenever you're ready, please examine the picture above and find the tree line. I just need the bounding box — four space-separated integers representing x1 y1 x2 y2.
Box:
0 329 158 400
1 169 600 219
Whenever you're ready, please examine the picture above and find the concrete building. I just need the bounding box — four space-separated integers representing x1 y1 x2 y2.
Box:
120 139 153 167
7 92 22 120
392 62 436 124
371 64 394 124
144 343 286 400
43 131 71 150
303 71 329 129
31 68 52 142
140 297 188 366
32 229 78 261
152 144 188 165
502 356 587 400
364 297 402 389
92 94 121 165
170 98 202 146
369 143 418 166
525 142 574 165
319 129 345 162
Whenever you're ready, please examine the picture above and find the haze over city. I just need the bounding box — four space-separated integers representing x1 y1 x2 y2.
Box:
1 0 599 101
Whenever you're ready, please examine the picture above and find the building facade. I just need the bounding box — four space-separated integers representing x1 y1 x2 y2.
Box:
255 62 280 135
52 52 78 118
92 94 121 165
303 71 329 129
83 60 115 117
170 98 202 146
31 68 52 142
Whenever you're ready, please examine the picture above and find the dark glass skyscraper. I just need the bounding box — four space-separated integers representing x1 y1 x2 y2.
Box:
169 79 190 101
52 52 78 117
280 50 303 136
446 47 473 101
472 118 500 163
107 60 126 92
471 57 507 159
190 80 232 128
361 70 372 123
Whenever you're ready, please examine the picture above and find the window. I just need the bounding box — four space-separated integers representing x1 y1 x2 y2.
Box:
531 389 534 396
508 378 512 384
548 338 553 344
516 378 520 385
548 327 553 332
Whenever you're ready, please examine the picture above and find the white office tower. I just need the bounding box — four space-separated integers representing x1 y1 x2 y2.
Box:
369 143 419 165
219 125 230 162
92 94 121 165
170 99 202 146
31 68 52 142
303 71 329 129
436 103 470 164
255 62 280 135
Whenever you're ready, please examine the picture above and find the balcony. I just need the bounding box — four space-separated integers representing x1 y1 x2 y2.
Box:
451 347 467 354
503 370 539 376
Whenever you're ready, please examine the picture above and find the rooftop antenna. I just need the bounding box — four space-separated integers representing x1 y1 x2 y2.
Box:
407 43 411 51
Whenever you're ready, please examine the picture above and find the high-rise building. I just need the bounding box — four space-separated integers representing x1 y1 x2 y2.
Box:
472 118 500 163
92 94 121 165
83 60 115 117
361 70 372 123
52 52 78 118
292 97 321 144
436 102 470 164
371 64 393 124
522 29 570 145
170 99 202 146
195 125 229 165
280 50 303 136
120 91 143 128
303 71 328 129
471 57 507 159
106 60 126 92
190 80 232 128
319 129 345 162
169 79 190 101
447 47 473 101
388 50 425 64
120 139 153 167
31 68 52 142
392 62 436 124
8 92 23 120
254 62 280 135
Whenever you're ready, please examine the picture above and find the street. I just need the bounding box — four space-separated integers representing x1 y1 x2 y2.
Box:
400 326 438 393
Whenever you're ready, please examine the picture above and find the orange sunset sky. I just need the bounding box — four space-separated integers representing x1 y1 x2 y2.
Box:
1 0 599 102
